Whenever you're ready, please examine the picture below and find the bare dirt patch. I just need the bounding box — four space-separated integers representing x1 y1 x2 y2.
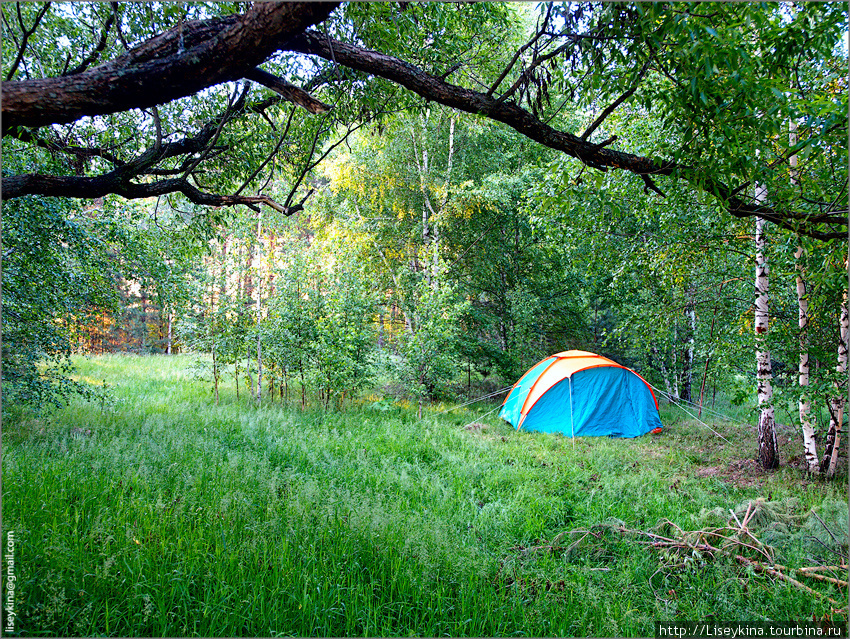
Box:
695 458 770 488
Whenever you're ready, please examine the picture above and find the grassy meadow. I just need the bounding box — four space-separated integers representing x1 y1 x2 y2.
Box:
2 354 847 636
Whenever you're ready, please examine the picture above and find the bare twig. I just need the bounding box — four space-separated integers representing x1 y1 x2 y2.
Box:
793 570 848 588
733 554 842 607
235 105 297 196
581 60 650 141
65 3 119 76
486 3 552 98
180 83 249 181
809 509 845 557
5 2 52 81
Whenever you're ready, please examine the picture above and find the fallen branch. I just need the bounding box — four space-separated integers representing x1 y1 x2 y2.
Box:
732 553 842 608
560 513 847 610
794 570 848 588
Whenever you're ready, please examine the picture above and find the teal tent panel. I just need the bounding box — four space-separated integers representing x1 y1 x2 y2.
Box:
624 369 663 436
519 366 661 438
499 355 557 426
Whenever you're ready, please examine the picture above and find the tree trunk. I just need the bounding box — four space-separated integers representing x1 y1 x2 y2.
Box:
244 242 254 309
212 342 220 405
822 290 848 476
754 201 779 469
681 298 695 403
140 289 148 352
300 359 306 409
652 344 674 403
796 246 818 473
166 310 173 355
671 327 680 401
699 280 726 417
267 232 277 297
246 350 255 399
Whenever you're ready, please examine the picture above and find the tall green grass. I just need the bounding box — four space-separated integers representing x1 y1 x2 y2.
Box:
3 354 846 636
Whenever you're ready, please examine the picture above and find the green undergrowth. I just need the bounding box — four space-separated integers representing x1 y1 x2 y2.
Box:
3 354 847 636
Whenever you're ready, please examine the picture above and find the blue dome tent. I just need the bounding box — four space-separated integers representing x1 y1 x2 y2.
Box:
500 350 663 438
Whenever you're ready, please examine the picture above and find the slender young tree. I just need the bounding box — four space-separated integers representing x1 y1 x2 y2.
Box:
822 286 848 477
255 208 264 404
795 243 818 472
754 182 779 470
790 121 819 473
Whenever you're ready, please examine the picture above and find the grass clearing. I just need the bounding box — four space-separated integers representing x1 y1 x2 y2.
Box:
3 354 847 636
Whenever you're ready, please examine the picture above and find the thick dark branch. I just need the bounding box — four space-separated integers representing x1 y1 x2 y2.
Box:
244 68 331 114
641 174 666 197
5 2 52 81
2 2 339 133
1 172 301 215
287 30 846 241
64 3 118 76
287 30 670 174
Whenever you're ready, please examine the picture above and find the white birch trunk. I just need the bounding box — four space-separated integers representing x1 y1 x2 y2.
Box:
671 328 679 401
681 298 696 403
754 184 779 469
413 113 455 289
824 291 848 477
789 121 818 473
796 246 818 472
433 117 455 286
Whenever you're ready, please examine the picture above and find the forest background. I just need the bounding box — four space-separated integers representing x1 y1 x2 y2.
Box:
2 2 847 472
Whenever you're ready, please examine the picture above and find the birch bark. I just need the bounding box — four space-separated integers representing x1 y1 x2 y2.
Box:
790 121 818 473
412 113 455 289
681 296 696 403
822 289 848 477
755 182 779 469
796 245 818 473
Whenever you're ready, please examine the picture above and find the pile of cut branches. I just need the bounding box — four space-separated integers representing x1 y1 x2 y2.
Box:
614 500 847 611
506 498 848 613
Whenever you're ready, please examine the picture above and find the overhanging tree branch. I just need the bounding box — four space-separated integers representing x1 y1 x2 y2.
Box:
2 3 843 241
2 172 302 215
286 30 846 241
1 2 339 133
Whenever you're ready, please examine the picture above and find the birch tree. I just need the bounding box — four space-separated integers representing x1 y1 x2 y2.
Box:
754 183 779 470
821 286 849 477
790 120 819 474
